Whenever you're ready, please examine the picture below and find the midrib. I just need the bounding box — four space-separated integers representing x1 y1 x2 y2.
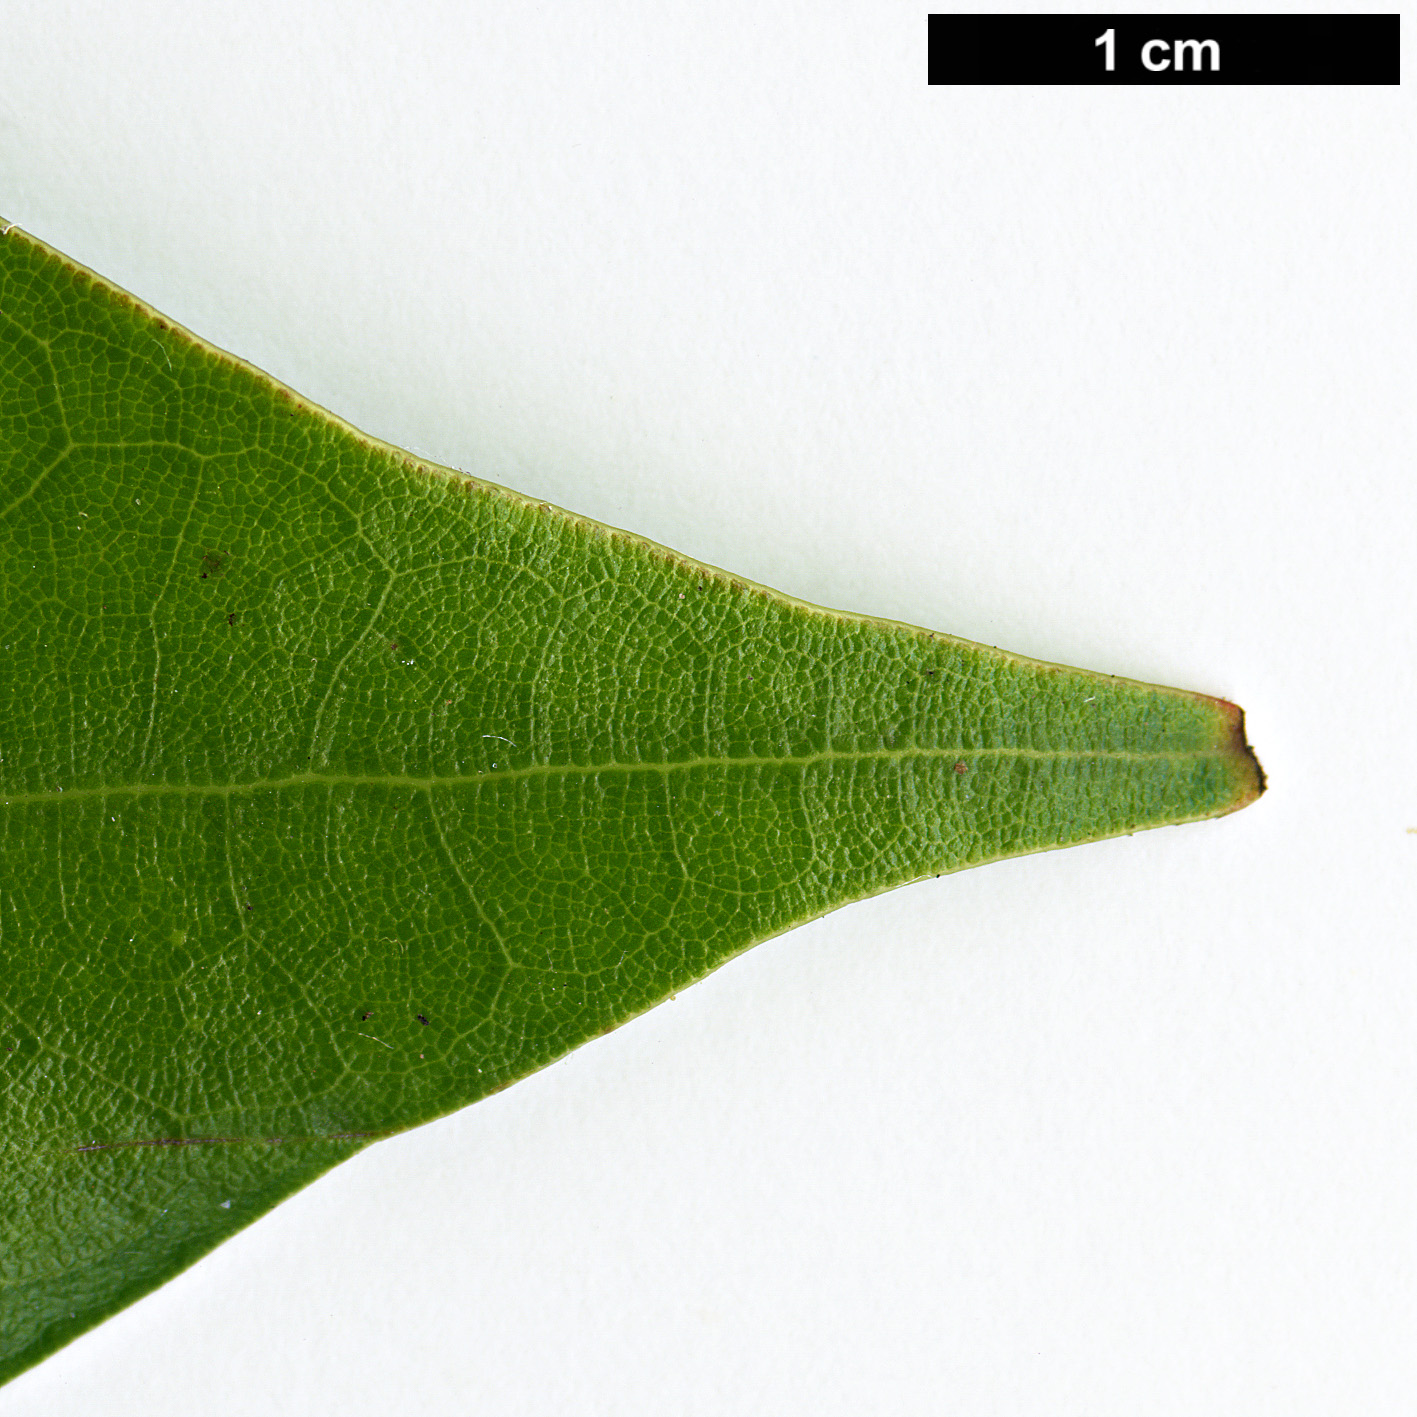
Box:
0 742 1227 807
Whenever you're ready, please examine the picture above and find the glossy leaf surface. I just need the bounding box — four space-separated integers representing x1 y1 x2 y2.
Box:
0 227 1263 1383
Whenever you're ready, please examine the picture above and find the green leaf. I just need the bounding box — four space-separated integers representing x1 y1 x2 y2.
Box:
0 224 1263 1384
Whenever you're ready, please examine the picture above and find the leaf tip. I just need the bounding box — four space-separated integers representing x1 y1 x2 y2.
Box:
1212 696 1266 812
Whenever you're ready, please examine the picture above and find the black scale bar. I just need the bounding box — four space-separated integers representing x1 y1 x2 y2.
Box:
928 15 1399 85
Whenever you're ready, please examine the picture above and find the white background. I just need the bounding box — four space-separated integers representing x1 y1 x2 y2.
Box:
1 3 1413 1413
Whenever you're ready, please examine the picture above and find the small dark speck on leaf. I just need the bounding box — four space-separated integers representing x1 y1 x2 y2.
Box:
360 1011 372 1021
244 902 253 911
416 1014 429 1026
227 612 237 626
200 552 225 580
